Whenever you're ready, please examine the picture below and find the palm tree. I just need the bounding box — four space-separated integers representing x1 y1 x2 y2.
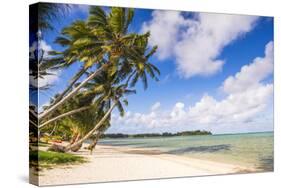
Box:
83 60 161 153
69 108 110 152
40 41 160 152
37 6 160 154
62 68 133 152
39 7 158 122
62 102 116 152
64 53 161 152
44 53 160 152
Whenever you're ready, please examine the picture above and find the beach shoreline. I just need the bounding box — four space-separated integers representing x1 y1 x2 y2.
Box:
38 143 258 186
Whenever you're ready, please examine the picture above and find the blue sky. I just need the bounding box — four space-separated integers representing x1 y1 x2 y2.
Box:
32 4 274 134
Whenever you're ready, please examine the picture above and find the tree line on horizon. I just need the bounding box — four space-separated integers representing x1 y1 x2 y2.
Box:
101 130 212 139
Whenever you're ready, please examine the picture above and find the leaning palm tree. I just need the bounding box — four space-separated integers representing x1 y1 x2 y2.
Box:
39 45 160 150
38 91 95 129
65 54 160 152
44 54 160 153
69 108 110 152
43 69 124 152
43 91 99 152
39 7 158 122
63 89 128 151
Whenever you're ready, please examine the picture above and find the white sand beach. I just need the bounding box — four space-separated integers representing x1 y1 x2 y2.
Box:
38 144 255 186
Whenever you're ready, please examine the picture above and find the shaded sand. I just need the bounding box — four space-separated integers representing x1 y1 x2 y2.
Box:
39 144 255 186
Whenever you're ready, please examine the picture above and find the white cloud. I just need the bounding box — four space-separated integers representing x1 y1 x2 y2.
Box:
188 84 273 124
111 84 272 130
170 102 185 120
222 41 273 94
110 42 273 133
142 11 258 78
142 11 188 59
29 40 60 88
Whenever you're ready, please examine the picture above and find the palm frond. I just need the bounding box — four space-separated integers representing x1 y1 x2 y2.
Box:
124 8 134 32
141 71 148 90
108 7 125 34
116 101 125 117
88 6 107 27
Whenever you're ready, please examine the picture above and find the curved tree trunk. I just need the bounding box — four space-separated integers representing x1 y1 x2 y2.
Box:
39 63 109 121
70 132 78 144
46 68 88 111
71 143 83 152
39 106 92 129
63 101 117 152
87 131 102 154
70 133 82 152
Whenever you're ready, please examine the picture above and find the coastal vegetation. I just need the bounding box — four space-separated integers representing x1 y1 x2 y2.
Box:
102 130 212 138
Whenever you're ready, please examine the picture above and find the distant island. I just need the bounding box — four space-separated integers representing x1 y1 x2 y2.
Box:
101 130 212 139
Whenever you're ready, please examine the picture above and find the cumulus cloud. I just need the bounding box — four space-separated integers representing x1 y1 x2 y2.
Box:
142 11 188 59
111 84 272 130
188 84 272 124
142 11 258 78
222 41 273 94
110 42 273 133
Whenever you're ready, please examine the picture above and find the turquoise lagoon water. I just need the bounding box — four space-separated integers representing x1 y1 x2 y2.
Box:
99 132 273 171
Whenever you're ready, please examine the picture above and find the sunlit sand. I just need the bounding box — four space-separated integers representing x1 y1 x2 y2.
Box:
39 144 255 186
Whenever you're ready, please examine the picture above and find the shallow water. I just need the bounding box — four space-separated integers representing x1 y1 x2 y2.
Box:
99 132 273 171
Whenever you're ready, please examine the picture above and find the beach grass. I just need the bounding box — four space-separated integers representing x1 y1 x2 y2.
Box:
30 150 86 170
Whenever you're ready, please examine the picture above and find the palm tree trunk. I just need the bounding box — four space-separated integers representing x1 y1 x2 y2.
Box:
70 132 78 144
46 68 88 111
71 133 82 152
38 63 109 121
88 131 102 154
39 106 92 129
64 101 117 152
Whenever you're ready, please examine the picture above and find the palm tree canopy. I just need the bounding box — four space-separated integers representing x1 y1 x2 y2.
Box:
48 7 159 79
39 6 160 127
